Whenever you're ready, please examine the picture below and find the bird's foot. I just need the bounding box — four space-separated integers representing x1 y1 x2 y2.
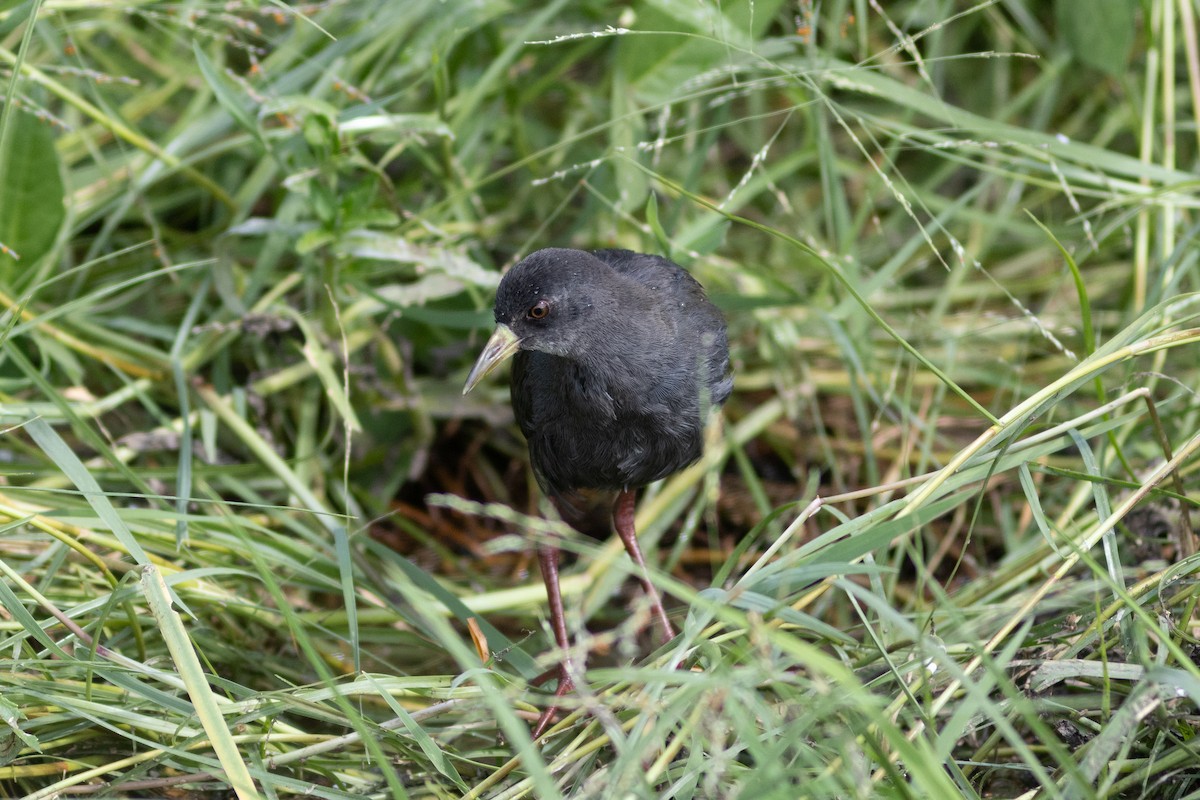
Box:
530 663 575 739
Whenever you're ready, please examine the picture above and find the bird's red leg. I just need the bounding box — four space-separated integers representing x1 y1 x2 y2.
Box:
531 544 576 738
613 489 676 640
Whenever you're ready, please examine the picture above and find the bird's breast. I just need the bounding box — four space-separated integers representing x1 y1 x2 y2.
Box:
513 353 705 494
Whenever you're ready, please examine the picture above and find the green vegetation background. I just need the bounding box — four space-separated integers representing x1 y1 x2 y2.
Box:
1 0 1198 797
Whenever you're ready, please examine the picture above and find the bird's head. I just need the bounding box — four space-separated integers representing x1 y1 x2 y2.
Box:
462 249 607 394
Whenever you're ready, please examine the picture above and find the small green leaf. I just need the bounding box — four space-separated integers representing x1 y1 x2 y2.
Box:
301 112 337 155
296 227 334 255
1055 0 1136 77
645 192 672 258
193 42 266 149
0 695 40 766
338 112 454 143
283 308 363 433
339 232 499 287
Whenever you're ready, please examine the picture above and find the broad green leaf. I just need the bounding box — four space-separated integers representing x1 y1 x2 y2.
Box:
0 0 34 36
0 110 64 274
1055 0 1136 77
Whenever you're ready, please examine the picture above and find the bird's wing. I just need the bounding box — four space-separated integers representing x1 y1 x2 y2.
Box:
592 249 732 407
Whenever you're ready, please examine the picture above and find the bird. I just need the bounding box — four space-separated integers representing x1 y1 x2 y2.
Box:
462 247 732 737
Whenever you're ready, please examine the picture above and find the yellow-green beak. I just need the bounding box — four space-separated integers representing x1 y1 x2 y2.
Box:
462 324 520 394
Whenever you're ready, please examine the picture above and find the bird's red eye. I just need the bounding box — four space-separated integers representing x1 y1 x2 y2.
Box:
528 300 550 320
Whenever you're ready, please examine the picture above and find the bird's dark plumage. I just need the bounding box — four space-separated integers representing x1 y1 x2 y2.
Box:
495 248 730 526
462 246 731 737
